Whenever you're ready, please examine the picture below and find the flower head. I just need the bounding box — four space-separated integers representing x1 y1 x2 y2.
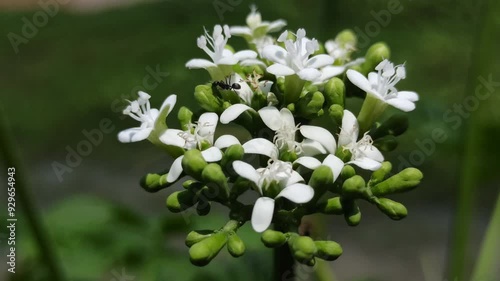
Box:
347 59 419 112
118 92 176 143
262 29 334 81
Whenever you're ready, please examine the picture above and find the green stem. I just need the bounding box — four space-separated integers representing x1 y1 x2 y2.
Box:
448 0 494 279
357 94 387 134
0 106 65 281
470 192 500 281
273 223 296 281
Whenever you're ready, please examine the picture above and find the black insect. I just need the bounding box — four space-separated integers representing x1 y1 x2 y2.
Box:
212 76 241 91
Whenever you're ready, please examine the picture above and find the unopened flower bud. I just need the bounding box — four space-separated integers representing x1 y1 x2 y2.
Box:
341 165 356 179
296 91 325 119
371 168 423 196
186 230 213 247
314 241 343 261
227 233 246 257
166 190 197 213
221 144 244 173
342 175 367 197
195 84 222 113
369 161 392 186
290 236 317 263
342 199 361 226
182 150 208 180
201 163 229 201
317 197 343 215
363 42 390 74
308 166 334 201
376 198 408 220
335 29 357 47
328 104 344 125
140 173 170 192
178 106 193 131
189 232 228 266
324 77 345 107
261 229 287 248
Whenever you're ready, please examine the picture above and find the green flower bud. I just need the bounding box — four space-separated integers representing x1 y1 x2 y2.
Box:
186 230 213 247
328 104 344 125
182 150 208 180
324 77 345 107
363 42 390 74
342 175 367 197
227 233 245 257
201 163 229 201
308 166 334 202
178 106 193 132
342 199 361 226
374 135 398 152
314 241 343 261
284 74 306 104
376 198 408 220
297 91 325 119
194 84 222 113
369 162 392 186
166 190 197 213
277 77 285 93
196 201 211 216
221 144 244 173
182 180 205 190
189 232 228 266
335 146 352 162
140 173 171 192
261 230 287 248
281 150 298 162
370 113 409 139
286 103 295 113
371 168 423 196
341 165 356 179
335 29 357 47
317 197 343 215
290 236 317 263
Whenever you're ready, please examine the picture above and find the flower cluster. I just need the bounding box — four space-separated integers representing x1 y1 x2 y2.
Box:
118 7 423 267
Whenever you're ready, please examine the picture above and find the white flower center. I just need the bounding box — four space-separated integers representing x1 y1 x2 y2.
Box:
258 159 293 188
123 93 155 127
373 59 406 99
197 25 231 64
279 29 319 72
343 132 375 160
177 121 214 150
274 123 302 154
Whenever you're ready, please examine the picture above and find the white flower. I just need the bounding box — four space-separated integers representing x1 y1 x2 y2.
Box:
185 25 257 70
159 113 223 183
337 110 384 170
325 39 354 63
232 159 314 232
346 59 419 112
228 73 273 105
262 29 334 81
230 5 286 40
118 92 176 143
220 105 302 153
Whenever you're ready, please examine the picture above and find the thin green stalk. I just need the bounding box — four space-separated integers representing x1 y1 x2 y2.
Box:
273 223 296 281
0 106 65 281
470 192 500 281
448 0 495 280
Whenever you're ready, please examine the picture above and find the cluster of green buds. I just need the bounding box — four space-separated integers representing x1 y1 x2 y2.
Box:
117 6 423 267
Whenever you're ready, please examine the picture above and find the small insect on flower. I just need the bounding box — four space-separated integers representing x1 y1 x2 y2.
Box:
212 75 242 91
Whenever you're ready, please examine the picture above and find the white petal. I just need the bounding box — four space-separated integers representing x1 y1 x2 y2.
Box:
251 197 275 233
242 138 278 158
186 59 217 69
258 106 282 131
368 72 378 85
280 108 295 128
239 58 267 67
300 139 327 156
286 171 305 186
232 160 261 187
220 104 253 124
159 129 186 147
350 157 382 171
197 112 218 142
159 94 177 115
297 68 321 81
294 156 322 169
338 110 359 146
201 147 223 162
262 45 288 65
214 135 241 149
268 19 287 32
276 183 314 204
347 69 373 93
229 26 252 36
357 145 384 162
166 156 184 183
217 55 238 65
398 91 419 102
259 81 273 94
305 54 334 69
300 125 336 154
118 127 153 143
267 64 295 76
322 154 344 181
317 66 345 82
233 50 258 60
386 98 416 112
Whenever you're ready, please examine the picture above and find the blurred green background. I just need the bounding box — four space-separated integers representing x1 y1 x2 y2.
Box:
0 0 499 280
